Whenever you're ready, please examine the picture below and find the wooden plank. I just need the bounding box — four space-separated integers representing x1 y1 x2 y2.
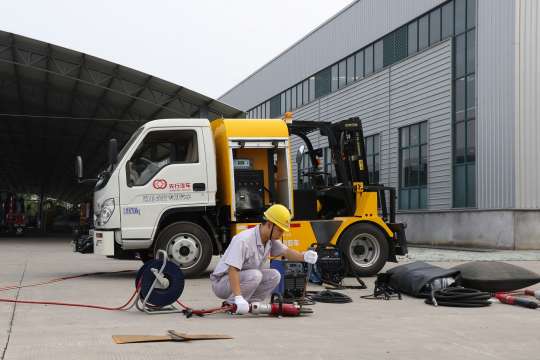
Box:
113 331 233 344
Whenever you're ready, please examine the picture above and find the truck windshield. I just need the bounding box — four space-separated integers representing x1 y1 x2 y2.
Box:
95 126 144 191
116 126 144 165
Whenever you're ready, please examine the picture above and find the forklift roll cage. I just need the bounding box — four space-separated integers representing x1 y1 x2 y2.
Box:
288 117 397 225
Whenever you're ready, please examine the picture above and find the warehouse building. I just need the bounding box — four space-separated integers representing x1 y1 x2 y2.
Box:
220 0 540 249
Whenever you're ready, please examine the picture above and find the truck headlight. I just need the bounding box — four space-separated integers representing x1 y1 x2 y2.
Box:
99 198 115 225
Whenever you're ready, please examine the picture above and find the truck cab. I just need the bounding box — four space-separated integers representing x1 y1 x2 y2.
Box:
88 119 217 270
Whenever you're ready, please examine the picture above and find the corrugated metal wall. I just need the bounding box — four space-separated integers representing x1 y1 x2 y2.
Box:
389 41 453 209
476 0 516 209
515 0 540 209
290 41 453 210
220 0 446 110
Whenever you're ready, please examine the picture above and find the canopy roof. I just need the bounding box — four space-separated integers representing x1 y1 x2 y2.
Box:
0 30 242 201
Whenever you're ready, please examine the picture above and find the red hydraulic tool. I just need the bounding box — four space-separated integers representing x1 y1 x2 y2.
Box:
495 293 538 309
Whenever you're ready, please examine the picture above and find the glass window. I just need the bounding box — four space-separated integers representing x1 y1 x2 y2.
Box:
302 79 309 104
430 8 441 45
420 188 428 208
409 147 419 185
418 15 429 50
453 165 466 207
346 56 355 84
128 130 198 186
401 126 409 147
338 59 346 88
467 75 475 119
421 122 428 143
455 121 465 163
399 122 428 209
467 0 476 29
374 40 384 71
309 76 315 101
400 189 409 209
365 134 380 184
401 149 409 186
291 86 297 110
455 77 466 122
355 51 364 80
297 82 303 107
410 189 419 209
455 33 466 78
383 32 395 67
466 163 476 207
442 1 454 39
394 26 408 62
408 21 418 55
280 92 285 115
455 0 466 34
420 144 428 185
331 64 338 92
315 68 331 98
467 119 475 162
285 89 291 111
410 124 419 145
365 45 374 75
467 30 475 74
453 0 475 209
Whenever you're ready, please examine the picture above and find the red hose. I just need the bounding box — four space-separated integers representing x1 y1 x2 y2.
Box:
0 272 141 311
176 300 233 315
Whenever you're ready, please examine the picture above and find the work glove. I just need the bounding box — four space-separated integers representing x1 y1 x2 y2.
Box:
303 250 318 264
233 295 250 315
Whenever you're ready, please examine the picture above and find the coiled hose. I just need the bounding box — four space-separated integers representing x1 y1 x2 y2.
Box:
424 287 491 307
306 290 352 304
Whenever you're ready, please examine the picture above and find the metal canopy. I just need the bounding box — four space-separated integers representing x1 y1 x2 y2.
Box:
0 31 243 202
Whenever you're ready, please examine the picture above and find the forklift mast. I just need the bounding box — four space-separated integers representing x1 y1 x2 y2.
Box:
288 117 371 187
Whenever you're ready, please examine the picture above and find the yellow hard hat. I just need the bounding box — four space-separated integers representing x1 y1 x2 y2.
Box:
263 204 292 232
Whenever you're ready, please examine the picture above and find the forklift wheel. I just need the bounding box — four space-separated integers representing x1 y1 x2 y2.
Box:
338 222 388 277
154 221 213 278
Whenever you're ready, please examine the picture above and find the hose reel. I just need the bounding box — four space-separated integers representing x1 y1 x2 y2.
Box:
135 250 185 313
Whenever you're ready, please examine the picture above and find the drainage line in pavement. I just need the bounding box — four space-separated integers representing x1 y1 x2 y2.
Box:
1 261 27 360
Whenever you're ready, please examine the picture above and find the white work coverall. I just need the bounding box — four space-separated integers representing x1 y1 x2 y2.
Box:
210 225 287 303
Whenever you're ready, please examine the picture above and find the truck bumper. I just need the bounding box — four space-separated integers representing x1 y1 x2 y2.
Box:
94 230 115 256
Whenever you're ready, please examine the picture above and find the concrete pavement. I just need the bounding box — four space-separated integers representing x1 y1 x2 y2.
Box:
1 236 540 360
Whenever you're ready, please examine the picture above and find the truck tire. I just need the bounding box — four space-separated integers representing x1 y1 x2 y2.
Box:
154 221 213 278
338 222 388 276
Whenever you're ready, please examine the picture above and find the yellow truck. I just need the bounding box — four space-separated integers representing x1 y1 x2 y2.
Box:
76 114 407 277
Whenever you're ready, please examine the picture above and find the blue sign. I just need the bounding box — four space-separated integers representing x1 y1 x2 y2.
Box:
123 207 141 215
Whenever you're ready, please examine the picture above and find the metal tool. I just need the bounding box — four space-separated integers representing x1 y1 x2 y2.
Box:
495 293 539 309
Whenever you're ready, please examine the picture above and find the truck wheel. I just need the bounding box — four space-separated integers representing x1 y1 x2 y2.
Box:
154 221 213 278
338 222 388 276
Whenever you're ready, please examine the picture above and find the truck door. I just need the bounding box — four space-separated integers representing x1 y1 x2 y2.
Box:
118 128 208 239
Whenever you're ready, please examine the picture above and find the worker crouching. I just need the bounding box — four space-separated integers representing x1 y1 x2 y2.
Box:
210 204 318 314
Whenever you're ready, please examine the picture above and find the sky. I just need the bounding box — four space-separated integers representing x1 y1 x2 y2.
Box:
0 0 353 99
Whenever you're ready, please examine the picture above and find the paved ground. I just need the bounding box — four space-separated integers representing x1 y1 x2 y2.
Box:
1 236 540 360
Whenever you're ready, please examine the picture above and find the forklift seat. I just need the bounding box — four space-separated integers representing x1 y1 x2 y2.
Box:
317 185 355 219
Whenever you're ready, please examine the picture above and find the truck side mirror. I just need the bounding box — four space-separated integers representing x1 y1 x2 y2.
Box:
109 138 118 167
75 156 83 179
296 145 305 166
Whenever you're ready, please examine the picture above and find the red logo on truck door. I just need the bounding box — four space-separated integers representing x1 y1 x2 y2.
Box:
152 179 168 189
